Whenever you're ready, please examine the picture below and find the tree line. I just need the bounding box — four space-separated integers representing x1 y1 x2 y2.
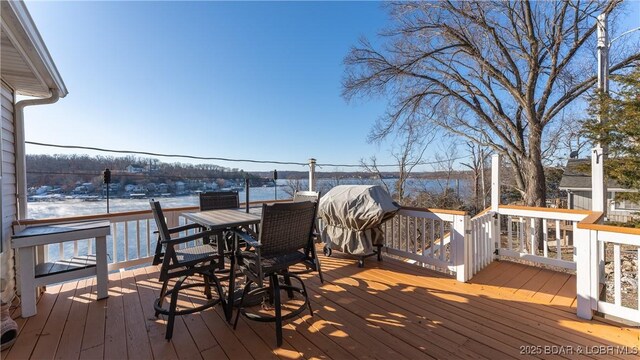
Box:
26 154 259 191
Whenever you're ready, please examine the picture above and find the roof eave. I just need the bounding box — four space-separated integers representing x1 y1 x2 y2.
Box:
4 0 67 98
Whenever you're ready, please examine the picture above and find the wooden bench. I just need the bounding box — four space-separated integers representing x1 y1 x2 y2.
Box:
12 220 110 318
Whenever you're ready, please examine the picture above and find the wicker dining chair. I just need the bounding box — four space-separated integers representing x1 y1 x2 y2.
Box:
232 201 319 347
149 200 226 340
198 191 241 263
199 191 239 211
291 190 324 283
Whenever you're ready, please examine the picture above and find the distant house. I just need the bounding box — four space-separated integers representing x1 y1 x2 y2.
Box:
35 186 52 195
174 181 186 194
157 183 169 193
126 165 145 173
559 159 638 221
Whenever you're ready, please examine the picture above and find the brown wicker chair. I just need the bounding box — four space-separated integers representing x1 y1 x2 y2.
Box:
198 191 241 267
232 201 319 347
199 191 239 210
150 200 226 340
291 190 324 283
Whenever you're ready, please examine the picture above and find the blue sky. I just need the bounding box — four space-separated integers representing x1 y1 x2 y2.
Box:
22 1 640 173
24 1 392 172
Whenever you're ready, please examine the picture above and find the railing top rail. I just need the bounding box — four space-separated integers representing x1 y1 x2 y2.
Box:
499 205 592 215
497 205 592 222
399 206 467 216
14 199 290 226
575 212 640 236
470 207 491 221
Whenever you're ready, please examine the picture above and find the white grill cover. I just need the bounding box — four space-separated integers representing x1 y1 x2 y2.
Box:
318 185 398 255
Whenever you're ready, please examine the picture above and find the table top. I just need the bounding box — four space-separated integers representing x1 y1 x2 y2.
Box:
12 220 111 248
182 209 261 230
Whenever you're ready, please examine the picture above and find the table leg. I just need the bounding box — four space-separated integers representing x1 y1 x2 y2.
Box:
225 240 236 322
95 235 109 299
217 233 225 271
18 247 37 318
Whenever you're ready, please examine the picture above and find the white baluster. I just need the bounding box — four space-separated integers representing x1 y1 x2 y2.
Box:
614 244 621 307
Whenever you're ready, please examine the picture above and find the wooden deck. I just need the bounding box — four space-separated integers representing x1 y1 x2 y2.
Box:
3 253 639 359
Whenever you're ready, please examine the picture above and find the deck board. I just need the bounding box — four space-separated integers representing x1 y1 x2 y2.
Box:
4 284 62 360
55 279 91 360
80 278 106 359
103 272 127 360
29 280 78 359
2 254 638 360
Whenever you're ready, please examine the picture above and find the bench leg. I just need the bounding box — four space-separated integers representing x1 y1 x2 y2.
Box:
18 247 37 318
95 236 109 299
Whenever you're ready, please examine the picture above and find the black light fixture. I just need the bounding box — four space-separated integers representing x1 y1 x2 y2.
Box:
245 172 250 213
103 168 111 213
273 169 278 200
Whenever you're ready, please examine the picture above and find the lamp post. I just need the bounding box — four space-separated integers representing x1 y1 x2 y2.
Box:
103 168 111 213
592 13 640 217
273 169 278 200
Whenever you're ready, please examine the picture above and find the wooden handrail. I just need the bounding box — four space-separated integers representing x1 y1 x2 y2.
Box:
499 204 592 215
470 207 491 220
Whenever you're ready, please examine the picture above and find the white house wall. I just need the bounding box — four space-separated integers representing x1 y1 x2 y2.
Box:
1 80 16 302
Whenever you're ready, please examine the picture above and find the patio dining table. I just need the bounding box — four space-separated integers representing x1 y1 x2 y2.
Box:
181 209 261 321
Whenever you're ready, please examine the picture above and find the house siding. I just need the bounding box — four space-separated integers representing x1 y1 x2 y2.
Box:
571 190 592 211
569 190 637 222
1 80 16 302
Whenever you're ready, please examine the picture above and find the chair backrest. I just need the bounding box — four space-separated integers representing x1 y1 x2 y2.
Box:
150 200 171 266
199 191 239 211
292 190 320 203
150 200 171 242
258 201 318 257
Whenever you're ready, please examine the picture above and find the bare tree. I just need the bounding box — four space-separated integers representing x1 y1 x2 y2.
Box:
360 156 392 195
412 142 464 209
283 177 304 198
461 142 492 213
344 0 639 208
362 121 436 203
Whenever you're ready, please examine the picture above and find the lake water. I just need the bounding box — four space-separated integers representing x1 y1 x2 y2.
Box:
30 177 468 263
27 178 469 219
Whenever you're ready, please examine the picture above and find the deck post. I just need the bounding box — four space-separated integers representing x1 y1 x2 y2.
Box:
453 214 468 282
308 158 317 192
490 154 500 257
491 154 500 212
575 224 594 319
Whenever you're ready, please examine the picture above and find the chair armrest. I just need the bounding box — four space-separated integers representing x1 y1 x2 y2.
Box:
152 223 202 235
231 230 260 248
167 223 202 234
161 229 216 245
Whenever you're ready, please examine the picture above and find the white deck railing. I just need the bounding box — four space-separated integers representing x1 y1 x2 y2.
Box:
471 205 639 324
575 218 640 323
493 205 591 271
382 207 470 282
14 200 639 324
14 207 196 272
16 202 277 272
469 210 495 277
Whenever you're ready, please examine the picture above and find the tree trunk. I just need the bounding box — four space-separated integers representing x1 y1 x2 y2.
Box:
524 128 546 207
523 156 546 207
523 129 546 251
